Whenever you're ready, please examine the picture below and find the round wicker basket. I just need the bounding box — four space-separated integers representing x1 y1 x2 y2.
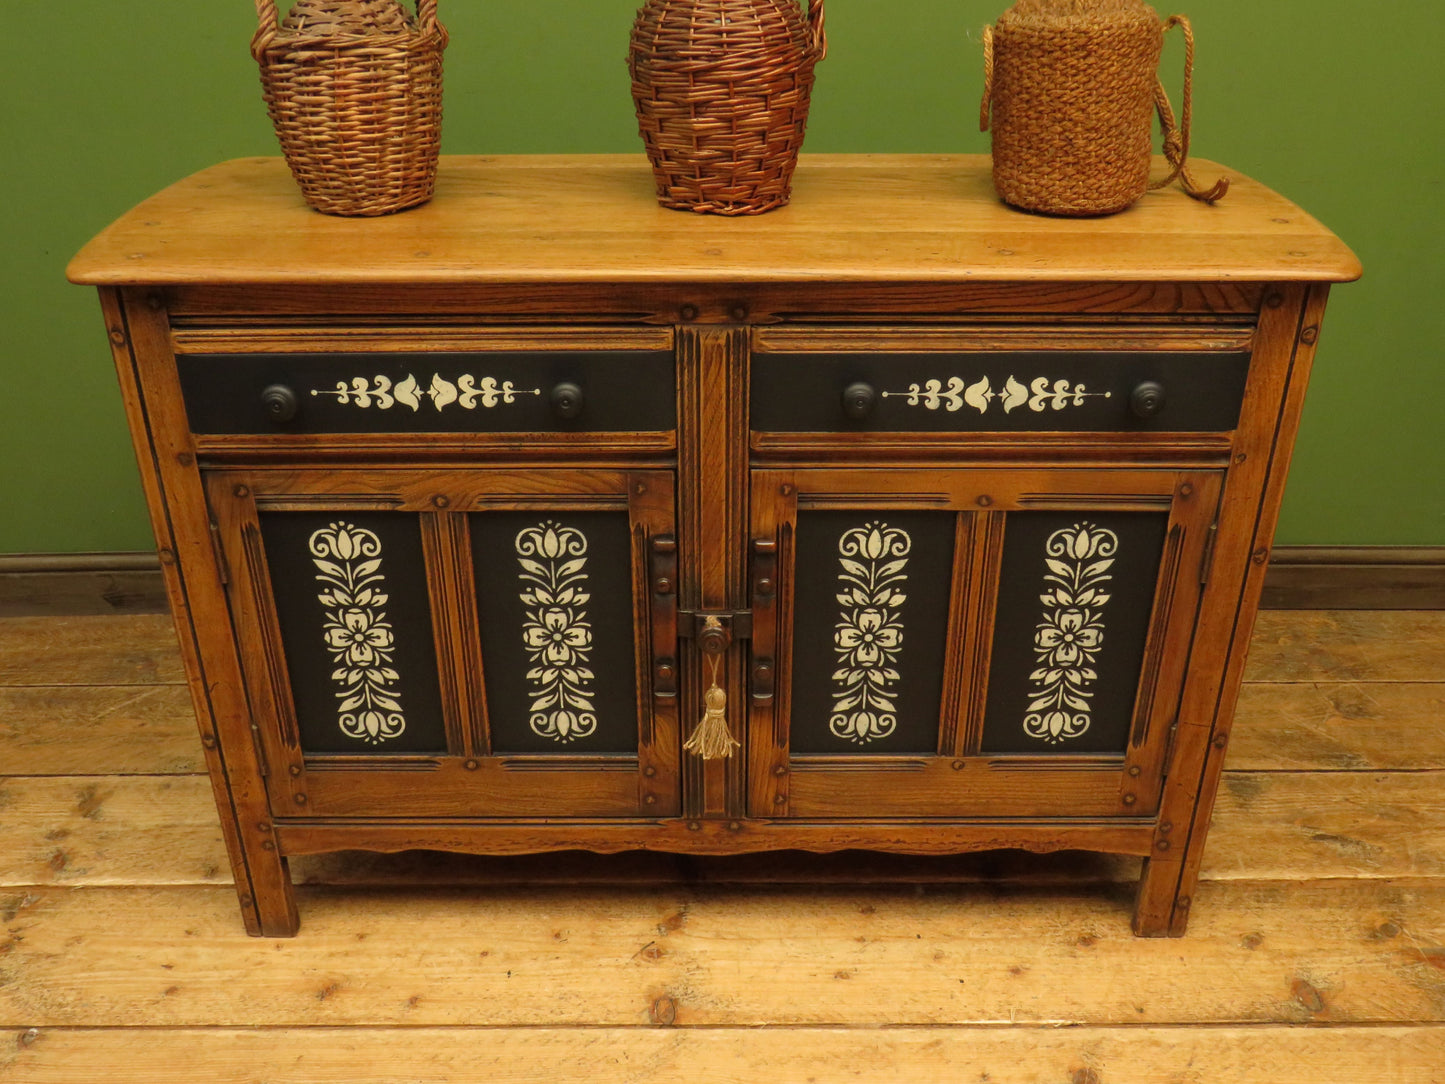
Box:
252 0 448 217
980 0 1227 217
629 0 827 216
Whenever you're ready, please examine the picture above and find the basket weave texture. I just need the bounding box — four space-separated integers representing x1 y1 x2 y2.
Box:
629 0 827 216
252 0 447 217
981 0 1227 217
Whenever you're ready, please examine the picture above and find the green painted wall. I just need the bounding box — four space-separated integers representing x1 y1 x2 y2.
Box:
4 1 1441 553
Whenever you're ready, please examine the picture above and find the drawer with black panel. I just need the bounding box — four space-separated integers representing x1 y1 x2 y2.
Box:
171 329 677 457
749 327 1254 441
203 466 680 819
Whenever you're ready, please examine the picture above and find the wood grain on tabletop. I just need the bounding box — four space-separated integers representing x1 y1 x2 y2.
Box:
5 1027 1443 1084
0 879 1439 1028
66 156 1363 287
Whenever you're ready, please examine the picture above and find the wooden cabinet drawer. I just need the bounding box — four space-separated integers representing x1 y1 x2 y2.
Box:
177 348 676 437
751 348 1250 434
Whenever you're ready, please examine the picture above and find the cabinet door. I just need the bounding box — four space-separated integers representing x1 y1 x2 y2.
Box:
207 468 678 818
749 468 1221 819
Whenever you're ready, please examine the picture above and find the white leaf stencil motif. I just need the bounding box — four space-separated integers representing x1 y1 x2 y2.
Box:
829 523 911 744
308 522 406 745
881 375 1113 414
1023 523 1119 744
516 523 598 743
311 374 541 412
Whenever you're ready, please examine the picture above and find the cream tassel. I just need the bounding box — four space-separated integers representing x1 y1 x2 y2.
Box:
684 646 739 760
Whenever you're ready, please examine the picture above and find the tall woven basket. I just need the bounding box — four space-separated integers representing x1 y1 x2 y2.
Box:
252 0 448 217
980 0 1227 217
629 0 827 216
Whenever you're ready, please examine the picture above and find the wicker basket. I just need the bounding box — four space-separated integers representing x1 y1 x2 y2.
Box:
629 0 827 216
980 0 1227 216
252 0 448 216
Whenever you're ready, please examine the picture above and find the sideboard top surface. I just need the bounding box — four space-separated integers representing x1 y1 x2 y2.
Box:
68 154 1361 288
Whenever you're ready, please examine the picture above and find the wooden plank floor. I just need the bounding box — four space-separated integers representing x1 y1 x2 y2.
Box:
1 612 1442 1081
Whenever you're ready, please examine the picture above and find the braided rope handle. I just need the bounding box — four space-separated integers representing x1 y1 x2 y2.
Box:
807 0 828 62
419 0 448 49
252 0 444 60
1151 15 1229 203
252 0 279 59
979 25 994 132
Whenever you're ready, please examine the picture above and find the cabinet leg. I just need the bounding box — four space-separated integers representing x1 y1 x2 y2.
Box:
1132 856 1190 937
238 853 300 938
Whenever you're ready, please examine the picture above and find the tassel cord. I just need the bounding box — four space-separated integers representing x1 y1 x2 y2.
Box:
684 647 741 761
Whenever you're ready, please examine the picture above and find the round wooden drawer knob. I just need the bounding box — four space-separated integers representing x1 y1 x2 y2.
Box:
841 381 878 420
260 384 300 424
550 382 585 420
1129 381 1167 419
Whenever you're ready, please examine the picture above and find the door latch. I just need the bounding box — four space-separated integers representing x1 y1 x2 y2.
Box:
677 609 753 642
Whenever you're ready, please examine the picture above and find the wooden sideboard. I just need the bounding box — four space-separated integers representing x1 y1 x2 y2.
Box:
69 154 1360 937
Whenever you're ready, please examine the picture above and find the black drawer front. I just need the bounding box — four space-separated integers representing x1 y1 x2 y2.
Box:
178 351 676 435
751 351 1250 433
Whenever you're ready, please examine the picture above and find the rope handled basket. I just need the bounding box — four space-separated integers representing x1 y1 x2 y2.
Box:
252 0 448 217
630 0 828 216
980 0 1228 217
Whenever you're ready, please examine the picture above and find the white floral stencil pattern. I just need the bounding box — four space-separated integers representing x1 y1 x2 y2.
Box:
516 523 598 743
882 375 1112 414
830 523 912 744
309 522 406 745
1024 523 1119 744
311 374 541 412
